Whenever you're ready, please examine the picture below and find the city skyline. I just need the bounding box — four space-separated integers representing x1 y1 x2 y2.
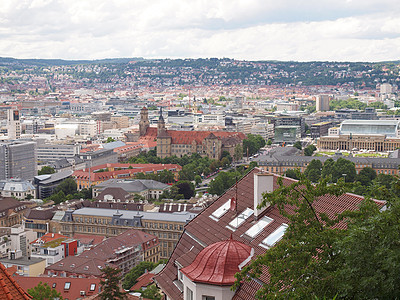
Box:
1 0 400 62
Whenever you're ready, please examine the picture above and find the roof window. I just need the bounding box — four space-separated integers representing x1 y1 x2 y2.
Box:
244 216 274 238
90 284 96 291
209 199 231 221
259 224 288 249
64 282 71 290
227 208 254 231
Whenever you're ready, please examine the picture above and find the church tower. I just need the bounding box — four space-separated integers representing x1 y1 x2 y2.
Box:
157 107 167 137
139 107 150 137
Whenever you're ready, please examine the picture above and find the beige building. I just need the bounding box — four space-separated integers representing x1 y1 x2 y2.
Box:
59 208 196 260
0 256 46 276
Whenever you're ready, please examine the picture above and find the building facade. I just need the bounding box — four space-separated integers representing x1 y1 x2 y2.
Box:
0 141 37 181
59 208 196 260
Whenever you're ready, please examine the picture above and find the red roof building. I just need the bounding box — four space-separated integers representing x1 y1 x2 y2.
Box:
154 169 385 300
73 163 181 190
14 276 101 300
0 263 31 300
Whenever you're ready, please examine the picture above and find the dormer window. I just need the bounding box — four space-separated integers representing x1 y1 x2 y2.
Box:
259 224 288 249
209 199 231 221
227 208 254 231
244 216 274 239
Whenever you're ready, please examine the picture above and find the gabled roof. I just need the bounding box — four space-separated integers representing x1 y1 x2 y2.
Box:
14 276 101 300
0 263 31 300
154 169 385 300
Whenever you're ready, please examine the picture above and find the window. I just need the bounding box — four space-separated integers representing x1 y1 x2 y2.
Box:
64 282 71 290
90 284 96 291
228 208 254 230
52 283 56 288
186 287 193 300
244 216 274 238
210 199 231 220
202 296 215 300
260 224 288 249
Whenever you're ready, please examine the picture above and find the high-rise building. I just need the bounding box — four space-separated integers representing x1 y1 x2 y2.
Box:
316 95 331 112
7 109 21 139
0 141 37 180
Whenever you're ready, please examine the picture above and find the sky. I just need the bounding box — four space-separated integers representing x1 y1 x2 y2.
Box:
1 0 400 62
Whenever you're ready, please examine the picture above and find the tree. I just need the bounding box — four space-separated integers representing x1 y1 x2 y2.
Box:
293 141 302 150
285 169 300 180
334 196 400 299
266 139 272 146
175 181 195 199
56 177 77 195
234 173 350 299
106 137 116 143
234 144 243 161
194 175 202 186
38 166 55 175
141 284 162 300
304 159 322 182
356 167 376 186
123 261 156 290
304 144 317 156
28 282 63 300
100 266 126 300
332 157 356 183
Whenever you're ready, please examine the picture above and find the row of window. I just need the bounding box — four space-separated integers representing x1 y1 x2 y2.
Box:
145 222 183 231
211 199 288 248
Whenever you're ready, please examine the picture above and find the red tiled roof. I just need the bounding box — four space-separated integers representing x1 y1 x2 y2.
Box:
180 237 251 286
73 163 181 182
130 272 155 291
72 234 106 247
154 169 385 300
0 263 31 300
14 276 101 300
166 130 245 145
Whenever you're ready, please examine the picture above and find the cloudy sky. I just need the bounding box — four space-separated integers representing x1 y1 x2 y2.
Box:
1 0 400 62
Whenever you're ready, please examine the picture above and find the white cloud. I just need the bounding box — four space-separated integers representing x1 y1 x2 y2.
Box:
0 0 399 61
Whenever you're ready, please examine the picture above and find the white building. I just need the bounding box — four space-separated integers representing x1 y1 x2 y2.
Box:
7 109 21 139
0 179 36 199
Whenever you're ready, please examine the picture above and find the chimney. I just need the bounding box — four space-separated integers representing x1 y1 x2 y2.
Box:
254 173 274 219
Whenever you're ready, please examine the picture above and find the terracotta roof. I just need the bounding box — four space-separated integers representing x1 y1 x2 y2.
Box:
72 234 105 247
0 263 31 300
73 164 181 182
165 130 245 145
130 272 155 291
154 169 385 300
181 237 252 286
14 276 101 300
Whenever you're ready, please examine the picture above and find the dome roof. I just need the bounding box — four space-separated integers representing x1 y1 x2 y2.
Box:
180 236 252 286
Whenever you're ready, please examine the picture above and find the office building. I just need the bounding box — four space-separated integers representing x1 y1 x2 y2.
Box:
0 141 37 181
316 95 330 112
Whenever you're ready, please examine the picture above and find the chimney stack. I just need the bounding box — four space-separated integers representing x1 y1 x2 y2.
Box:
254 173 274 219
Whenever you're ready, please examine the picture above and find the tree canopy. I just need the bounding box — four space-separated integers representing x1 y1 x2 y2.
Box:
28 282 63 300
234 170 398 299
100 267 126 300
38 166 55 175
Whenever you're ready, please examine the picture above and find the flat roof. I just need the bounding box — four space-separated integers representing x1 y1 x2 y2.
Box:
72 207 197 223
0 257 45 266
341 120 400 126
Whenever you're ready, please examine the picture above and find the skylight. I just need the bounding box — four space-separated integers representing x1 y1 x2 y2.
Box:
259 224 288 249
90 284 96 291
64 282 71 290
227 208 254 230
244 216 274 238
210 199 231 221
